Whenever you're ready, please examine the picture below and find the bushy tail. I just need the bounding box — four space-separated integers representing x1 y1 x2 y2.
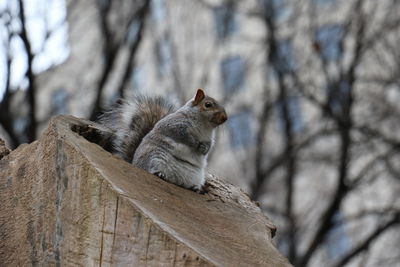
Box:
98 95 175 162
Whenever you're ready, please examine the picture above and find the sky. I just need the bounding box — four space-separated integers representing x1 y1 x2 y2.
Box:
0 0 69 101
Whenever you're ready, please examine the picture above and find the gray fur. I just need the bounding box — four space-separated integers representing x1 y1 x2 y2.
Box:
133 100 216 190
98 95 175 162
99 93 225 191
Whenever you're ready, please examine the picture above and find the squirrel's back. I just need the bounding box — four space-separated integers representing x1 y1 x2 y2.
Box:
99 95 175 162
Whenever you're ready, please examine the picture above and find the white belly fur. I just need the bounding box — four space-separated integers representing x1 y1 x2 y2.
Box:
148 139 207 190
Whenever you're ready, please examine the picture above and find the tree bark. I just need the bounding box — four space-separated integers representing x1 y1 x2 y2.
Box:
0 115 291 267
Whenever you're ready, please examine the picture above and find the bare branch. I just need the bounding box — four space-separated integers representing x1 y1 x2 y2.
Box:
332 213 400 267
116 0 150 98
252 88 273 199
18 0 37 142
90 0 120 120
341 207 399 223
0 8 20 148
256 2 300 262
298 1 367 265
355 125 400 149
252 127 336 200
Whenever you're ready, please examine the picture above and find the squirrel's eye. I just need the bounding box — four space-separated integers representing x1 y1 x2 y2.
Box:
204 102 213 108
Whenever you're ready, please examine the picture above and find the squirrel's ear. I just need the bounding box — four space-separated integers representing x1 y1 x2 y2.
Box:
193 88 205 106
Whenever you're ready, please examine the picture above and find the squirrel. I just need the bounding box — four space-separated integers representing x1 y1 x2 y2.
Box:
99 89 228 193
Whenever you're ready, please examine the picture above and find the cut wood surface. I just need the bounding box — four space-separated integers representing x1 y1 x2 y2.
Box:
0 115 292 267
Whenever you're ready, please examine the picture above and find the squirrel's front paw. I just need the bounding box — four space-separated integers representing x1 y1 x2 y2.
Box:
198 142 211 155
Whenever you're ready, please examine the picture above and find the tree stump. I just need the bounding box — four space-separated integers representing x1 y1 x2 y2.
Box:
0 115 292 266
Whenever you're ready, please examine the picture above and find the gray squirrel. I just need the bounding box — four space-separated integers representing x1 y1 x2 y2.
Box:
99 89 227 192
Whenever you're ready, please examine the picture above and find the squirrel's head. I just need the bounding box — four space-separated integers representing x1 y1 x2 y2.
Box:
191 88 228 127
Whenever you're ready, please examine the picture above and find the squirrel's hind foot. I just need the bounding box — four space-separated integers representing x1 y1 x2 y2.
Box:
153 171 208 195
191 182 209 194
154 171 167 180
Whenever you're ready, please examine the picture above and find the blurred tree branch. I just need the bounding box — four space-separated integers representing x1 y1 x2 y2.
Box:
248 0 400 266
90 0 119 120
0 7 19 148
298 1 366 265
116 0 150 98
17 0 37 142
253 1 299 262
0 1 38 148
332 213 400 267
90 0 150 119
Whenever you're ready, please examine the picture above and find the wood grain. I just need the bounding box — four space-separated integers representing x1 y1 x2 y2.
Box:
0 115 291 267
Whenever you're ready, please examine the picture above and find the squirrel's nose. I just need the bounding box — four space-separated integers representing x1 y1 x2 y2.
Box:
220 112 228 123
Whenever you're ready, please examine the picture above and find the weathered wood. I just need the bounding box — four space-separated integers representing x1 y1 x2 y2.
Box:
0 138 10 160
0 115 292 267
